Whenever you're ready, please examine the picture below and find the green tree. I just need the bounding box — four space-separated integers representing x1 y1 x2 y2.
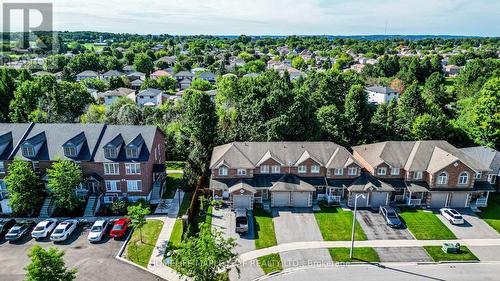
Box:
411 113 451 140
174 223 238 281
127 204 150 243
423 72 449 111
24 245 77 281
448 53 466 66
397 82 428 138
80 104 106 123
0 68 16 121
190 78 213 91
134 53 154 76
4 159 44 216
47 160 82 211
343 84 370 144
316 105 347 145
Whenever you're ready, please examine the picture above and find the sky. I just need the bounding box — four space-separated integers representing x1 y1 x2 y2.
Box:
2 0 499 36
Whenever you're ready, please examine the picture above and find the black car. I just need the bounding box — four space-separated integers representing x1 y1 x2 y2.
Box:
379 206 403 228
0 219 16 237
5 221 35 241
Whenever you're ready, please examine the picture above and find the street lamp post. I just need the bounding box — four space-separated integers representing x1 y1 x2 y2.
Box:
350 193 366 259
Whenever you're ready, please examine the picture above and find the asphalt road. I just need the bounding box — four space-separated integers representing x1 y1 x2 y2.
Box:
0 225 164 281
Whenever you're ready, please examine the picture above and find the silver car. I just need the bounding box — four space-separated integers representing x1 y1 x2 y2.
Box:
87 220 108 242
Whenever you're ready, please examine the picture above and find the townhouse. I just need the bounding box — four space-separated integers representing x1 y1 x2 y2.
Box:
0 123 166 214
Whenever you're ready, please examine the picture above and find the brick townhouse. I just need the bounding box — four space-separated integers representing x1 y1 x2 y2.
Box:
0 123 166 214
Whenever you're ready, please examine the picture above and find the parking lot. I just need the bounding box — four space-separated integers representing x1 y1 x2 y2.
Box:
0 225 163 281
356 209 414 240
436 209 500 239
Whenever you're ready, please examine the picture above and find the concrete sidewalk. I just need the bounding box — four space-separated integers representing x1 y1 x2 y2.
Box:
240 238 500 262
147 189 185 281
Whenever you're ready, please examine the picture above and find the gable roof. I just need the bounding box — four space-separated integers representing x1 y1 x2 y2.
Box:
137 88 162 97
77 70 98 77
0 123 33 160
460 146 500 174
102 70 124 77
365 86 397 95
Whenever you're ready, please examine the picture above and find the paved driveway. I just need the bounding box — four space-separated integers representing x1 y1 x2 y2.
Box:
436 209 500 239
273 208 332 268
0 226 162 281
374 247 432 262
356 210 414 240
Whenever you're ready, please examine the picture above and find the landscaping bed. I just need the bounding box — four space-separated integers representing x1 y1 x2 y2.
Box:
254 208 278 249
126 219 164 267
315 205 366 241
257 253 283 274
423 246 478 262
399 208 456 240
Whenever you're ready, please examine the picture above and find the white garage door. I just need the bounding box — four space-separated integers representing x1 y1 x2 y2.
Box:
370 192 388 208
430 193 449 208
292 192 310 207
350 193 369 208
272 192 290 207
449 193 468 208
233 195 252 210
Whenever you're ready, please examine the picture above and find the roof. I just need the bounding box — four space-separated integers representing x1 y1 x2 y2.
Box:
0 123 33 160
269 174 316 192
174 71 194 77
365 86 397 94
137 88 162 97
352 141 491 173
460 146 500 174
77 70 98 77
102 70 123 77
198 71 216 80
103 87 135 97
150 70 170 77
347 172 396 192
210 142 358 169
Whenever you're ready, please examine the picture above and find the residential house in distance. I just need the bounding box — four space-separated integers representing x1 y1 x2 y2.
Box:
130 79 144 90
365 86 399 105
174 70 194 81
137 88 163 106
150 70 170 80
352 141 494 209
197 71 217 83
127 71 146 81
101 70 124 80
209 142 362 210
123 65 134 74
76 70 99 81
443 65 462 77
461 146 500 189
103 87 136 105
179 79 192 90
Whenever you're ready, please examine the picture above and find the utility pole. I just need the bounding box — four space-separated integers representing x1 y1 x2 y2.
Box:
350 193 366 259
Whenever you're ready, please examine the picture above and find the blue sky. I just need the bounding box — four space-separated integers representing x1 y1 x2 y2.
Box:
3 0 500 36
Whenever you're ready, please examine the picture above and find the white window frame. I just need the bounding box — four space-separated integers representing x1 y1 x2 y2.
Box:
126 147 138 158
104 163 120 175
125 163 141 175
348 167 357 176
218 166 228 176
237 169 246 176
271 165 281 174
437 172 448 185
488 174 496 184
414 171 423 180
298 165 307 174
391 168 400 176
104 148 117 159
475 172 482 179
260 165 269 174
458 172 469 185
377 167 387 176
127 180 142 192
105 180 120 192
334 168 344 176
311 165 320 174
0 161 4 174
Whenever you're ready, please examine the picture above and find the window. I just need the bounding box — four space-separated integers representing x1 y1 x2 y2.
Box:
126 148 138 159
127 180 142 192
64 146 77 157
437 172 448 185
334 168 344 176
458 172 469 185
377 167 387 176
104 163 120 175
488 175 496 184
104 148 117 159
22 146 35 157
260 165 269 173
218 166 228 176
237 169 246 176
0 161 4 174
105 180 120 192
348 167 357 176
298 165 307 173
311 165 320 174
414 171 423 180
475 172 482 179
125 163 141 175
271 165 281 174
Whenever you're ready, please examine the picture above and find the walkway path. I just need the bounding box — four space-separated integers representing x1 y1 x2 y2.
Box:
147 189 184 281
240 238 500 262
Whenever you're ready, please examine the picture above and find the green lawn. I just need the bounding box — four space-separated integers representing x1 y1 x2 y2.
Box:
254 208 278 249
424 246 478 262
168 219 184 250
178 192 193 218
166 161 186 170
127 219 164 267
479 194 500 233
257 254 283 274
328 247 380 262
399 208 456 240
163 173 183 199
314 206 366 241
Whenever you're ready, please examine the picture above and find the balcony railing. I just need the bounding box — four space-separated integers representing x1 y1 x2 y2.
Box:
406 196 422 206
328 195 342 203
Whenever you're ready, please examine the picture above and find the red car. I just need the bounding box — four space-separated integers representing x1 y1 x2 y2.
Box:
109 218 131 238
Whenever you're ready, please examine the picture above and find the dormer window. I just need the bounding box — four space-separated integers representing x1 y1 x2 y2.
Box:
64 146 77 157
22 146 35 158
458 172 469 185
218 166 228 176
104 148 118 159
126 148 138 159
437 172 448 185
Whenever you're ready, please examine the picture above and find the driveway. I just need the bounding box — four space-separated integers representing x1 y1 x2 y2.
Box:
356 210 414 240
436 209 500 239
273 208 332 268
374 247 432 262
0 225 162 281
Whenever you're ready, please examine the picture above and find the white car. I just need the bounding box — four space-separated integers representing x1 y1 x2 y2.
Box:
32 219 58 239
440 208 465 225
87 220 108 242
50 220 78 242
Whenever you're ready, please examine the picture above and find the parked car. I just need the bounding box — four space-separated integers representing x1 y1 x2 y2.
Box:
50 219 78 242
379 206 403 228
110 218 131 238
5 221 35 241
88 220 108 242
235 209 249 233
0 219 16 238
440 208 464 225
32 219 58 240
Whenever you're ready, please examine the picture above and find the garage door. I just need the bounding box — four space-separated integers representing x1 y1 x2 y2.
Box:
350 193 369 207
233 195 252 210
430 193 449 208
292 192 310 207
449 193 468 208
370 192 388 208
272 192 290 207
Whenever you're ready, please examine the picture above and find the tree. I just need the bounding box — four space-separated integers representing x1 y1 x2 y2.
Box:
397 82 428 138
316 105 347 146
24 245 77 281
80 104 106 123
370 100 399 141
448 53 466 66
343 84 370 144
411 113 451 140
47 160 82 211
4 159 45 216
127 204 150 243
190 78 213 91
423 72 449 111
133 53 154 76
0 68 16 121
174 223 238 281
